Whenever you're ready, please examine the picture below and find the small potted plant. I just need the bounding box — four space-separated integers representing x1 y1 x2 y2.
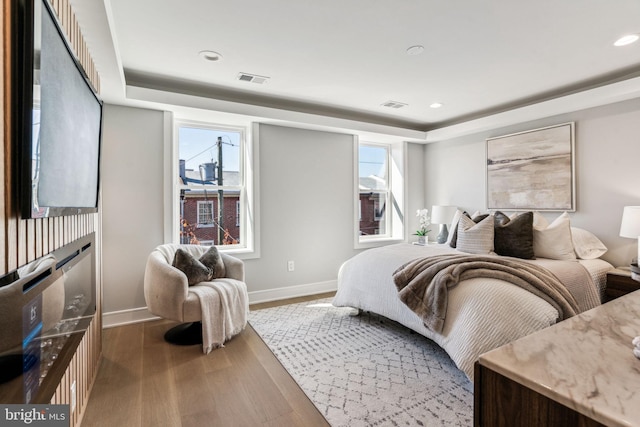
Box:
415 209 431 245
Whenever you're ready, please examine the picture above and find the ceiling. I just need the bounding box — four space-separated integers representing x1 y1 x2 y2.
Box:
70 0 640 141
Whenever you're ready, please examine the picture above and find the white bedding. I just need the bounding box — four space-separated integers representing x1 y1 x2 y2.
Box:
332 243 612 381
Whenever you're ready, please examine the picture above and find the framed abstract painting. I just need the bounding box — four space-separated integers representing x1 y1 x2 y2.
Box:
486 122 575 211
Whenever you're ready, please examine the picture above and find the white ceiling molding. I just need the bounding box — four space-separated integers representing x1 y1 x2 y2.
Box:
426 76 640 142
126 84 428 143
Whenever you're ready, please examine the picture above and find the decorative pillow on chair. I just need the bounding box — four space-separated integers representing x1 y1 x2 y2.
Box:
493 211 535 259
199 246 226 279
456 215 494 254
172 249 213 286
532 212 576 260
449 212 489 248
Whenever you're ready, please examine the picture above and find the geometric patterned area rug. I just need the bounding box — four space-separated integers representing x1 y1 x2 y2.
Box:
248 298 473 427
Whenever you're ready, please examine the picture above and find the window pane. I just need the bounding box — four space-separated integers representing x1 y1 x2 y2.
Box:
358 144 389 237
359 191 387 236
358 145 388 190
180 189 241 245
179 127 241 187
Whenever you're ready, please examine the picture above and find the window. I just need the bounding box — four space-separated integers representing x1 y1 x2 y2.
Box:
175 120 252 250
358 143 390 238
197 201 214 227
355 139 405 247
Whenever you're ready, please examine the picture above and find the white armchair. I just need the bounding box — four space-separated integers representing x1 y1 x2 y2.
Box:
144 244 247 347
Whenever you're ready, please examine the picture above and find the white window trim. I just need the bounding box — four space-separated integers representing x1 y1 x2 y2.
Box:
353 137 406 249
167 118 260 259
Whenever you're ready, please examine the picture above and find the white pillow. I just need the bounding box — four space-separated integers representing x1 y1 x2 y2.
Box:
571 227 607 259
456 215 494 255
532 212 576 260
532 211 549 229
446 209 464 245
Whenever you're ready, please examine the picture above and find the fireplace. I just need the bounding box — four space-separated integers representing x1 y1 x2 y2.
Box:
0 233 96 403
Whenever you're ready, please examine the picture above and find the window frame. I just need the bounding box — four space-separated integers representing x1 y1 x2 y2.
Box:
353 138 406 249
170 118 260 258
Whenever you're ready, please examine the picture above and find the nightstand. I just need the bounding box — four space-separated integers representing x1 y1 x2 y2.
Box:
605 267 640 301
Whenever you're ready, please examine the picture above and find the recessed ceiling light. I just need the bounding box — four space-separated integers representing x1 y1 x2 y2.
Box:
199 50 223 61
406 45 425 56
614 34 639 47
430 102 443 109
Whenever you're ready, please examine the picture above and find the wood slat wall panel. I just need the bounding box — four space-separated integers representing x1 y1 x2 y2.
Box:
54 217 60 250
3 1 102 425
0 0 4 277
42 218 48 254
35 218 42 258
64 313 102 426
17 219 26 267
26 219 34 261
48 217 53 250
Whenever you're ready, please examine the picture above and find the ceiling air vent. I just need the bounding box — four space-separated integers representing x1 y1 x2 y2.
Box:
381 100 408 109
237 72 269 84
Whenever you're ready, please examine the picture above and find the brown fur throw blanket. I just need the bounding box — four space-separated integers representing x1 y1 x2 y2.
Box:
393 254 579 333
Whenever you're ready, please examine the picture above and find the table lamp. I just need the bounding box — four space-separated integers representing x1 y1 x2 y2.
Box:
431 205 457 244
619 206 640 265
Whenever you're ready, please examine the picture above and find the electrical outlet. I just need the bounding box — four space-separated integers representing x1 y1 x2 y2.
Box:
287 260 295 272
70 380 76 412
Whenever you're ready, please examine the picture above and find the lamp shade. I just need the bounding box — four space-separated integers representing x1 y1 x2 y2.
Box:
431 205 457 225
620 206 640 238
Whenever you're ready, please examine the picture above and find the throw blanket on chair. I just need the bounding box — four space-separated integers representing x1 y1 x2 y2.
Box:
393 254 580 333
190 279 249 354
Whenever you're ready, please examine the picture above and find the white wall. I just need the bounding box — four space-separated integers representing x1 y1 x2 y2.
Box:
101 105 166 317
406 142 427 237
244 125 426 300
243 125 358 298
424 97 640 267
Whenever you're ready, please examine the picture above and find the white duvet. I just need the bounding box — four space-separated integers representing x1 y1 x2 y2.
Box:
332 243 612 381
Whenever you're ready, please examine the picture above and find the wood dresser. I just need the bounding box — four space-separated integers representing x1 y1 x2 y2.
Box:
606 267 640 301
474 290 640 427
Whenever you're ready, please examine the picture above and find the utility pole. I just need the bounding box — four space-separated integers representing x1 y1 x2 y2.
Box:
217 136 224 244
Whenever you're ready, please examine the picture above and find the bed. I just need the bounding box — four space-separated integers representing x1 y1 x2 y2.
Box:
332 212 613 381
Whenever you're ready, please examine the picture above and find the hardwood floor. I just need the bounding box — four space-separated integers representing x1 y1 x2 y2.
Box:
81 294 334 427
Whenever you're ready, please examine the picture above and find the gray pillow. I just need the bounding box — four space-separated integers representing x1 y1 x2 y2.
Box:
449 212 489 248
494 211 535 259
172 248 213 286
199 246 226 279
456 215 494 254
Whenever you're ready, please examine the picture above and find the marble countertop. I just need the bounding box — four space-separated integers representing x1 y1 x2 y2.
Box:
478 289 640 427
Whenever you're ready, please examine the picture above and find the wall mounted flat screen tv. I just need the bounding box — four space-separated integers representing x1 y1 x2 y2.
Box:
13 0 103 218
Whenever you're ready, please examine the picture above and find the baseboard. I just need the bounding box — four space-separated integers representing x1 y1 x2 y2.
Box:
102 307 160 329
102 280 338 328
248 280 337 304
